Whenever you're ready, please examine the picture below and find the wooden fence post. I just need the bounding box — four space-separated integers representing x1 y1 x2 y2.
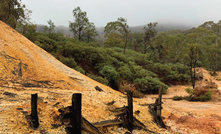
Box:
70 93 82 134
127 90 133 132
157 85 163 118
31 93 39 129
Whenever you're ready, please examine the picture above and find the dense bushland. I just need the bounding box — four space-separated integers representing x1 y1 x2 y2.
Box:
30 32 172 93
26 19 221 95
3 2 221 95
2 2 221 98
21 19 221 96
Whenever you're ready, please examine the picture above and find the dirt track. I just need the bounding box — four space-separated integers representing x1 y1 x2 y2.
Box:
145 68 221 134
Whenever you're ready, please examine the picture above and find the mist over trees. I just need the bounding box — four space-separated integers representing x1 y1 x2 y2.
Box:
2 4 221 95
35 22 192 40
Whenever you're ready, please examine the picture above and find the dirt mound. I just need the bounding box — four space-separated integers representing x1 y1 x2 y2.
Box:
0 21 167 133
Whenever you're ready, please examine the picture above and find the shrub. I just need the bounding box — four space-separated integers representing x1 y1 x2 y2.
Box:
74 66 85 74
129 61 156 79
216 78 221 81
87 73 108 85
133 53 151 66
172 96 183 101
199 90 212 102
194 88 209 96
148 63 190 84
134 76 168 94
60 57 77 68
99 65 120 90
185 88 212 102
117 65 133 81
87 42 100 47
185 87 194 95
35 34 56 52
107 50 129 63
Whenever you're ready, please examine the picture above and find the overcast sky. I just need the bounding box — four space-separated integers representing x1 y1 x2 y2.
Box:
22 0 221 27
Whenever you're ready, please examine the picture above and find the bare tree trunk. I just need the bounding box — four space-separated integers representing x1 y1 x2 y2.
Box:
124 42 127 54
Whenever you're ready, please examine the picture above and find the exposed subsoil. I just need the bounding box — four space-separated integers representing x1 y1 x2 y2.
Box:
145 68 221 134
0 21 168 133
1 20 221 134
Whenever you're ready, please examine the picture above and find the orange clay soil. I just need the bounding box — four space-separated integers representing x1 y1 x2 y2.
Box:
146 68 221 134
0 21 168 133
1 20 221 134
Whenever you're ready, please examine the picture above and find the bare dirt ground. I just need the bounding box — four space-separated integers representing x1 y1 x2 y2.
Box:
1 20 221 134
0 21 168 133
145 68 221 134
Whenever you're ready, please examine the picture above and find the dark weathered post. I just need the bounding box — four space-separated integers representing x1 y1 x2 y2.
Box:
71 93 82 134
157 85 163 117
127 90 133 132
31 93 39 129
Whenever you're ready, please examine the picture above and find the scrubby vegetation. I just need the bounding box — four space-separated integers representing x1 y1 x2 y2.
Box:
173 87 213 102
216 78 221 81
2 3 221 97
14 19 221 96
172 96 183 101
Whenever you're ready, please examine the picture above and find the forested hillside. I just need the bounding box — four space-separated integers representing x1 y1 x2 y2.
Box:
27 20 221 96
1 2 221 97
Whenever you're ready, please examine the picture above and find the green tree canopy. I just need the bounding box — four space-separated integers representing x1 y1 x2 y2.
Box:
69 6 89 41
16 20 37 42
143 22 158 54
104 17 131 54
47 19 55 33
82 22 98 43
0 0 30 29
132 32 144 52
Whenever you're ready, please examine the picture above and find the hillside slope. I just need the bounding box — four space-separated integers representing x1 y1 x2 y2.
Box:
0 21 167 133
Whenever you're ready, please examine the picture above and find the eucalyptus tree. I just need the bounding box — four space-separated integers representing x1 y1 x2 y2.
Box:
132 32 144 52
16 20 37 42
185 27 217 70
186 44 200 89
143 22 158 54
47 19 55 33
199 21 215 29
104 32 124 48
212 20 221 44
83 22 98 43
69 6 89 41
0 0 31 29
104 17 131 54
199 20 221 44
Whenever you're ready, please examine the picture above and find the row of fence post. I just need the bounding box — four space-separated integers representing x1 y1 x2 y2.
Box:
30 91 134 133
29 88 163 133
